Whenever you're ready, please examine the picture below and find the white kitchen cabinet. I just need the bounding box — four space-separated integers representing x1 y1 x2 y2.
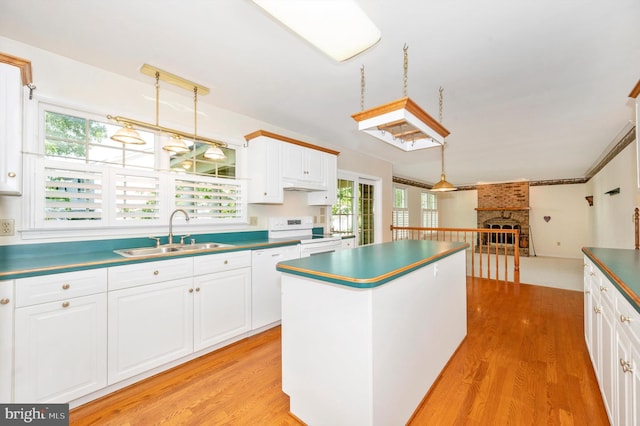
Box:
341 236 357 250
0 61 23 195
193 268 251 351
14 284 107 403
108 277 193 384
244 130 339 205
282 143 325 190
193 251 252 351
0 280 14 402
245 134 283 204
307 152 337 205
614 288 640 426
251 245 300 330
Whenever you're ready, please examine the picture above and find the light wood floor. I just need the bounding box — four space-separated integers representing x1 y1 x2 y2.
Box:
70 278 609 425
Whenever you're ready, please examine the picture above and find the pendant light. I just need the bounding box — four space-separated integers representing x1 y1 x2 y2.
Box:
204 145 225 160
111 123 145 145
431 87 456 192
107 64 226 157
431 142 456 192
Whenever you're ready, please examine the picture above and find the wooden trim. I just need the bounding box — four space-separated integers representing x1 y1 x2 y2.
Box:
475 207 530 211
243 130 340 156
351 97 450 138
0 52 32 86
629 79 640 99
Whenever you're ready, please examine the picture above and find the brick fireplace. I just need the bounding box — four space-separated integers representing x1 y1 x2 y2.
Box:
476 182 530 257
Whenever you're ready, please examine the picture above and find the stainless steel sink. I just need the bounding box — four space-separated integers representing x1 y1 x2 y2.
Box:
114 242 234 258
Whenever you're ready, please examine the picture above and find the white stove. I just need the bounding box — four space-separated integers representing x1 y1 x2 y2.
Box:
268 216 342 257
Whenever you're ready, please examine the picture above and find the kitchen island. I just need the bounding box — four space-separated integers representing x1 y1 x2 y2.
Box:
276 240 469 425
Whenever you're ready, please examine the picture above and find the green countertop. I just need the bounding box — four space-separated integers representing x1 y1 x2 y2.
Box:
0 231 303 281
276 240 469 289
582 247 640 313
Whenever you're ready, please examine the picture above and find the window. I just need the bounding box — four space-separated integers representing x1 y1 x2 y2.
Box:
421 192 438 228
392 187 409 227
331 175 379 246
30 104 245 230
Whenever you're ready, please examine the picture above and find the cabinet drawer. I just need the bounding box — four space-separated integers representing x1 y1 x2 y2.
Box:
193 250 251 276
15 269 107 308
108 257 193 291
615 290 640 346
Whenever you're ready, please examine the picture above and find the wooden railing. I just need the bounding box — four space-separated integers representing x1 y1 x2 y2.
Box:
635 207 639 250
390 226 520 284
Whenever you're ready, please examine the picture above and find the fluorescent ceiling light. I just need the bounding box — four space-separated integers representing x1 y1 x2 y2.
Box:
252 0 381 61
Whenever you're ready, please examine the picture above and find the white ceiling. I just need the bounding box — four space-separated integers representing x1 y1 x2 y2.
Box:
1 0 638 186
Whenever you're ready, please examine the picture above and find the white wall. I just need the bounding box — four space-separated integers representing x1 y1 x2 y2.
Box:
0 36 393 245
529 184 590 257
586 141 639 249
437 190 477 229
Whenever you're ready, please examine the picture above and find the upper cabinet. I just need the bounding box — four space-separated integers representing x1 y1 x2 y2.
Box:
244 130 339 205
0 53 32 196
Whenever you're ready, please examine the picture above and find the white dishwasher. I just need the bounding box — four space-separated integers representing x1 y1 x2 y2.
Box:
251 244 300 330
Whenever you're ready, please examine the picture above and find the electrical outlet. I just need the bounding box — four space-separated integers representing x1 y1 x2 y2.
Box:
0 219 15 236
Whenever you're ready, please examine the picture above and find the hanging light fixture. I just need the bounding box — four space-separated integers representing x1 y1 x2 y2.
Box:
431 143 456 192
111 123 145 145
204 145 226 160
431 87 456 192
351 45 450 151
107 64 226 157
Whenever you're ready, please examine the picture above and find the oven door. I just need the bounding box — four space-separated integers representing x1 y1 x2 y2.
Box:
299 239 342 257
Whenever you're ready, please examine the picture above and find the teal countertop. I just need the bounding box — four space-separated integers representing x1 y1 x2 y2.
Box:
276 240 469 289
0 230 308 280
582 247 640 312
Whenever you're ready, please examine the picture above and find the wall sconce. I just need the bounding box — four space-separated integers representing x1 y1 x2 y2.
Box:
585 195 594 206
605 188 620 196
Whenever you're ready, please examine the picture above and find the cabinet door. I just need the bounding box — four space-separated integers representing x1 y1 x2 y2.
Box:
617 328 631 426
0 281 14 402
308 152 337 205
193 268 251 352
282 143 306 182
14 293 107 403
600 297 616 421
108 278 193 384
0 62 22 195
304 148 325 186
246 137 283 204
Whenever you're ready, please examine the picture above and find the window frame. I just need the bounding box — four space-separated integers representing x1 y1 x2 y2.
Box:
22 98 247 237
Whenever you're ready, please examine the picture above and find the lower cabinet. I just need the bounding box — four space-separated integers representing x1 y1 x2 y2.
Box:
0 281 14 402
108 277 194 384
10 248 257 403
14 293 107 402
194 268 251 351
584 255 640 425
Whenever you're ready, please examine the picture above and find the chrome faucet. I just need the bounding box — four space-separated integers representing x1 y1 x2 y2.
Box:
168 209 190 245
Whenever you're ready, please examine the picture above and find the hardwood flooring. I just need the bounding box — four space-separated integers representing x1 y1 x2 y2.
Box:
70 278 609 425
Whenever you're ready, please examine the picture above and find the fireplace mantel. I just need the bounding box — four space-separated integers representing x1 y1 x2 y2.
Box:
475 207 530 211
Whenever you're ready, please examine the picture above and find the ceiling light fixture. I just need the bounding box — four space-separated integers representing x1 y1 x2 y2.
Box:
431 142 456 192
107 64 226 158
251 0 381 62
352 45 450 151
111 123 146 145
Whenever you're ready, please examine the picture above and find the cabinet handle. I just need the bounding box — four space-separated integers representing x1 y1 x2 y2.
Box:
620 358 633 373
585 291 590 294
590 272 596 276
196 287 200 292
593 306 601 314
620 315 631 324
8 172 16 178
599 286 607 293
154 270 159 276
224 260 228 264
0 298 9 305
189 288 194 293
62 301 70 308
263 192 267 196
62 283 70 290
